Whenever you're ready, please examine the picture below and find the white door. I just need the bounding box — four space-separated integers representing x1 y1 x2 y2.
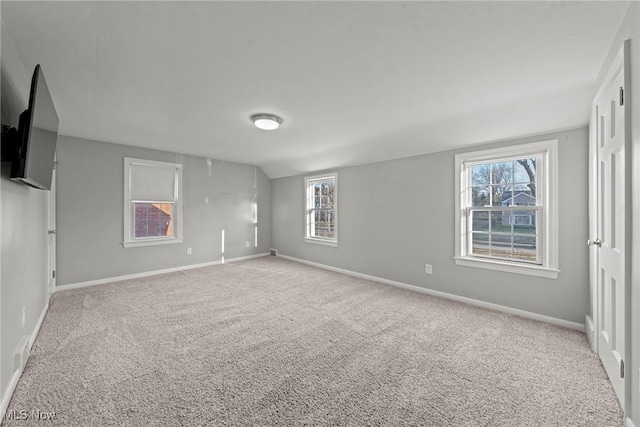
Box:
46 162 56 295
591 43 629 408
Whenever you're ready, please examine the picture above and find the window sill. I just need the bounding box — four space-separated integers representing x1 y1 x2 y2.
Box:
305 238 338 247
453 256 559 279
123 238 183 248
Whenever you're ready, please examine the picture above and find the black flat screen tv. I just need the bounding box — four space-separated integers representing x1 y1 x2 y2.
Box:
10 64 59 190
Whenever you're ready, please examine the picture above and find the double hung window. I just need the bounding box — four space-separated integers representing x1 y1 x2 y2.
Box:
305 174 338 246
454 140 558 278
124 157 183 248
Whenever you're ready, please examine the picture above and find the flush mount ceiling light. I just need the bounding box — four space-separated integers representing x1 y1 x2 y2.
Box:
251 113 282 131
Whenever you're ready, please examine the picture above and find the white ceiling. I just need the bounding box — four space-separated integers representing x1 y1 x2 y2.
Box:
1 1 630 178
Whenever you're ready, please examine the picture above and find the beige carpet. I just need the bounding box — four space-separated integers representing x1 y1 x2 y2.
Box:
3 256 622 426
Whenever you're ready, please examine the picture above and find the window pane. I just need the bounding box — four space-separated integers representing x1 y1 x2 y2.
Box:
472 161 513 206
513 210 536 232
313 183 322 208
471 164 489 186
472 162 512 187
510 183 536 206
471 186 490 207
311 209 335 238
491 161 512 186
488 233 513 260
322 181 335 208
513 235 537 262
514 158 536 184
471 232 490 257
491 232 512 255
489 184 510 207
471 210 490 231
501 185 514 207
311 180 335 209
470 209 539 263
491 211 510 232
134 203 173 238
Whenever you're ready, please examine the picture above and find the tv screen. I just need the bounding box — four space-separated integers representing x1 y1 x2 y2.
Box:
11 64 59 190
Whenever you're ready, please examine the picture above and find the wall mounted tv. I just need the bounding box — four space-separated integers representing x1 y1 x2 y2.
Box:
1 64 59 190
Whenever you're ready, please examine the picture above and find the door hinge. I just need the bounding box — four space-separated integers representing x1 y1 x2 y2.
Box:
620 359 624 378
52 270 56 279
620 86 624 106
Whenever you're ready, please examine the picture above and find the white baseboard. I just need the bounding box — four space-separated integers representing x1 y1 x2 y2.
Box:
0 369 21 420
56 253 270 292
29 303 48 351
277 254 585 332
0 301 49 420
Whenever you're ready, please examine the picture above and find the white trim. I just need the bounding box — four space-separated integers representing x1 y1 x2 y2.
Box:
585 314 596 352
454 139 559 278
123 157 183 248
0 370 21 420
627 418 637 427
55 253 270 292
0 302 49 420
122 237 183 248
304 238 338 247
453 257 559 279
277 254 583 331
304 173 338 246
29 304 48 351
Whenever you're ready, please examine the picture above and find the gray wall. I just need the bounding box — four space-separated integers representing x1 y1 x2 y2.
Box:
56 136 272 286
1 23 51 407
273 127 589 324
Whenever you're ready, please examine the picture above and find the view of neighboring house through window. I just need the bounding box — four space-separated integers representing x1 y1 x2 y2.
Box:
123 157 183 248
470 157 539 263
454 140 559 278
305 174 337 246
134 203 174 238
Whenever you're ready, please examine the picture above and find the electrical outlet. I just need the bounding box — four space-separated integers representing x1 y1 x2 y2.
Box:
22 308 26 326
425 264 433 275
187 247 192 255
246 241 250 248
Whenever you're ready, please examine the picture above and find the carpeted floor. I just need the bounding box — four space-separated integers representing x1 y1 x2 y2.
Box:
3 256 623 426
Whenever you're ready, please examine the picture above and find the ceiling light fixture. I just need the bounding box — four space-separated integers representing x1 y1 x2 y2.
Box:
251 113 282 131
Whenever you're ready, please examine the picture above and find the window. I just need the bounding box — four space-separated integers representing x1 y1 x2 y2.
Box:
124 157 183 248
454 140 559 278
305 174 338 246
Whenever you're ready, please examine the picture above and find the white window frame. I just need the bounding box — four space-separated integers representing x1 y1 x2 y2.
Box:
454 140 559 279
305 173 338 247
123 157 183 248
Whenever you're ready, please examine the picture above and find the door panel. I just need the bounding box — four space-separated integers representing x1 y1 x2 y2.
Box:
595 60 625 406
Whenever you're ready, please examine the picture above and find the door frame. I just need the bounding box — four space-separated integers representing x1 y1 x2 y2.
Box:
588 39 632 416
46 159 56 296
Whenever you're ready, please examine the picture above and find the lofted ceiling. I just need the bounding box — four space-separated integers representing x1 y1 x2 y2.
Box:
0 1 630 178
